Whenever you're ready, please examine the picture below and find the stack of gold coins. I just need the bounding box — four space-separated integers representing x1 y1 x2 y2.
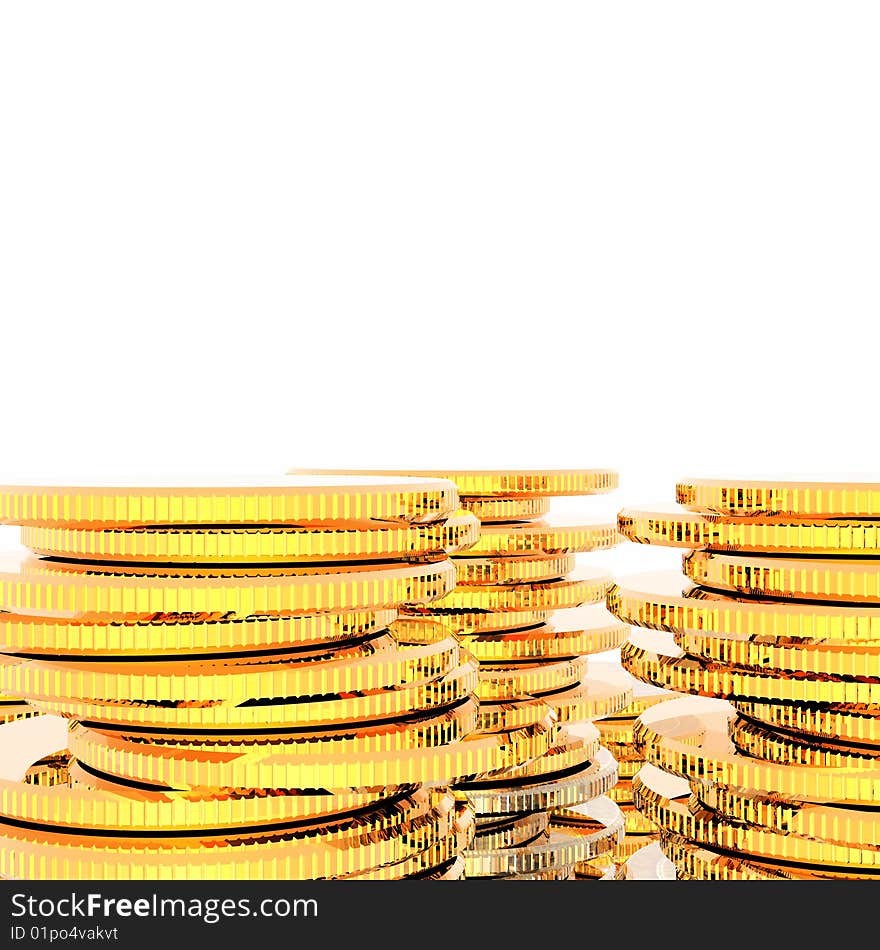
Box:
594 683 676 870
609 477 880 880
0 476 556 880
296 469 630 879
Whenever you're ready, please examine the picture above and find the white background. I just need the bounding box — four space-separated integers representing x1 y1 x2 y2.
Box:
1 2 878 573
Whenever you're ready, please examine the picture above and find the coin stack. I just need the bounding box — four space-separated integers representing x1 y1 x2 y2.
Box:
296 469 631 879
593 683 675 871
0 476 556 880
609 477 880 880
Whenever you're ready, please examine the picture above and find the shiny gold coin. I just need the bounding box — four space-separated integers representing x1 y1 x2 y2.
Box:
460 497 550 523
0 609 397 658
24 753 70 787
576 666 635 721
676 476 880 519
1 635 462 705
622 629 880 706
550 795 625 857
464 831 596 878
634 766 880 873
460 746 618 815
686 549 880 604
476 657 586 702
500 732 595 781
633 695 880 805
68 714 554 791
293 469 618 498
0 475 460 528
735 699 880 745
457 606 630 662
613 833 662 863
32 660 479 729
475 697 556 733
661 833 797 880
608 571 880 643
424 569 612 614
676 628 880 679
453 551 576 586
21 511 479 563
0 700 39 723
465 520 619 557
398 608 551 637
696 776 880 846
619 502 880 554
471 812 549 851
0 554 454 621
412 855 466 880
730 715 879 769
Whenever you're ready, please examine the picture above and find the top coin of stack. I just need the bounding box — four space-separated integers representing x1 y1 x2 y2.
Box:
295 468 631 879
610 476 880 880
0 474 542 880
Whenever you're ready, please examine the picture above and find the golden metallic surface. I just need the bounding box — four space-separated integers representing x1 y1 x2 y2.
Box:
422 569 612 614
621 630 880 706
457 606 629 662
633 696 880 805
453 551 576 586
676 476 880 519
730 715 879 769
735 699 880 745
633 767 880 872
0 700 39 723
550 795 625 851
465 520 619 557
32 660 480 729
293 469 618 498
398 608 551 637
608 571 880 643
476 657 586 702
0 476 460 528
0 635 462 705
476 698 556 733
619 503 880 554
0 797 475 881
686 549 880 604
463 830 597 878
460 746 618 815
0 554 455 621
576 667 635 721
696 776 880 845
675 628 880 679
471 812 549 851
67 715 555 790
460 496 550 523
0 609 398 658
660 833 796 880
21 511 480 564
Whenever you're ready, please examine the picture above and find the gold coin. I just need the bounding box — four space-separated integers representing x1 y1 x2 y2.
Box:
68 714 554 791
0 475 460 528
634 766 880 873
550 795 625 856
476 657 586 702
608 571 880 643
735 699 880 745
619 502 880 554
676 476 880 519
32 660 479 729
675 628 880 679
1 635 462 705
686 549 880 604
20 511 479 563
398 608 551 637
633 695 880 805
696 777 880 845
459 746 618 815
422 569 612 614
0 554 454 621
0 701 39 723
471 811 549 851
730 715 879 768
453 552 576 586
457 606 629 662
463 830 598 878
621 630 880 706
461 496 550 523
465 520 619 557
661 833 798 880
293 469 618 497
0 609 397 658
